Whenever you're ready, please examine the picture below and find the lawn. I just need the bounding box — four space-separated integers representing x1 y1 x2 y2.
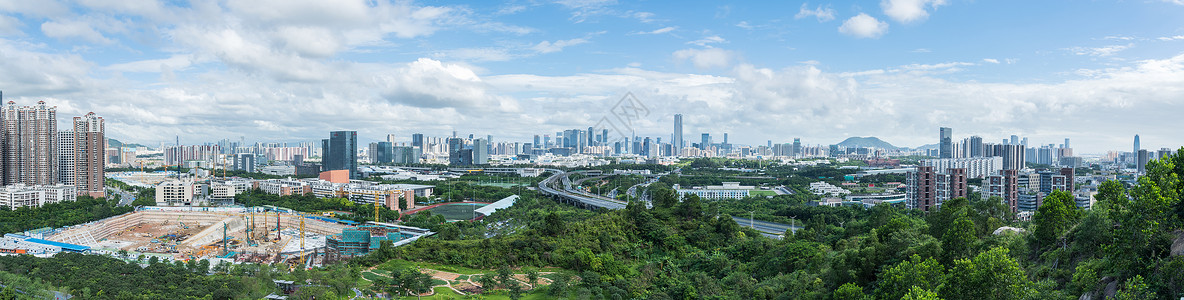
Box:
749 190 777 196
377 259 491 275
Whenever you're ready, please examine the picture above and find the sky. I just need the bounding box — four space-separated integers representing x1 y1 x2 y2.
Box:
1 0 1182 154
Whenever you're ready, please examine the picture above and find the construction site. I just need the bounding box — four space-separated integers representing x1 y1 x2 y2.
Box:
40 206 399 268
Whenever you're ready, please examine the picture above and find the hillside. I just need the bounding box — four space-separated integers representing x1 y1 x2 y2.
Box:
836 136 898 149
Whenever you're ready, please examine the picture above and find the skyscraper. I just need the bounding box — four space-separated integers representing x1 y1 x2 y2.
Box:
1064 138 1070 149
57 131 75 186
701 133 709 150
386 134 397 144
473 138 489 164
793 138 802 157
969 136 983 157
673 114 683 152
411 133 424 150
939 127 953 159
1134 134 1141 157
2 101 57 186
73 112 104 197
1010 135 1019 145
323 131 358 179
369 142 393 164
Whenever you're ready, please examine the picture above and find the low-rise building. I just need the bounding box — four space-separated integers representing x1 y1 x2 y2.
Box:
0 184 77 209
808 181 851 197
156 180 205 206
675 182 753 200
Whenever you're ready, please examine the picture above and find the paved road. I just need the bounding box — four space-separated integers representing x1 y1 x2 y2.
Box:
732 216 800 239
106 186 137 206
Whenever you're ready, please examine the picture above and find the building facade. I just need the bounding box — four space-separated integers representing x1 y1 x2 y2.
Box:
323 131 358 179
72 112 105 198
906 166 968 212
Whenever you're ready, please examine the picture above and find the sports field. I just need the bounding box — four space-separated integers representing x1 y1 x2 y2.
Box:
427 203 487 220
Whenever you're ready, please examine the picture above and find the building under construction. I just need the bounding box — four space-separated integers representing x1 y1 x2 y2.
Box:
325 225 407 256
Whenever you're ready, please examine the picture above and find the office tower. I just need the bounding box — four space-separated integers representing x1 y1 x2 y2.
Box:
233 153 255 173
673 114 683 152
793 138 802 157
701 133 709 150
1133 134 1141 161
411 133 424 150
939 127 953 158
1159 148 1173 160
473 138 489 164
601 129 608 145
72 112 104 197
369 142 393 164
1010 135 1019 145
1137 149 1150 174
533 135 541 149
969 136 983 157
2 101 57 186
323 131 358 179
999 144 1026 170
386 134 397 144
1064 138 1070 149
447 137 465 165
543 135 551 149
452 130 457 138
1021 137 1028 147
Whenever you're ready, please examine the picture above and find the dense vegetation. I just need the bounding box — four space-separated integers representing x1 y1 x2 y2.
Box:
0 196 132 234
355 149 1184 299
234 189 401 222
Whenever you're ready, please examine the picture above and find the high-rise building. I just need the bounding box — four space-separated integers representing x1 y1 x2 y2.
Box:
1064 138 1070 149
673 114 683 153
1137 149 1150 174
969 136 983 157
72 112 105 197
56 131 75 186
793 138 802 157
906 166 968 212
473 138 489 164
323 131 358 179
233 153 255 173
411 133 424 150
386 134 397 144
939 127 953 159
2 101 58 186
1133 134 1141 163
700 133 709 150
1010 135 1019 145
984 169 1019 213
369 142 393 164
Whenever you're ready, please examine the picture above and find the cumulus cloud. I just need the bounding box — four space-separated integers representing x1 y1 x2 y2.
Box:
795 3 836 22
839 14 889 38
673 48 735 69
881 0 947 23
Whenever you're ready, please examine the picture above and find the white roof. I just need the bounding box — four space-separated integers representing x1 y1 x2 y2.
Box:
474 195 518 216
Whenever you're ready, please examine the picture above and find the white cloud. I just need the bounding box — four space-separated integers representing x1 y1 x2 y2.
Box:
911 48 931 53
673 48 735 69
635 26 676 35
631 11 656 22
533 38 590 54
795 3 836 22
41 20 113 44
881 0 947 24
0 14 21 35
687 35 726 46
1158 35 1184 41
434 48 516 62
1067 44 1132 57
982 58 1000 64
106 54 197 73
839 14 888 39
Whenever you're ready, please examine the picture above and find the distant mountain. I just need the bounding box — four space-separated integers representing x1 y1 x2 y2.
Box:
913 143 939 150
836 137 899 149
107 138 148 149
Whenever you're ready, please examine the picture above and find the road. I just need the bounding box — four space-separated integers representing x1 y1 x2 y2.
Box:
539 169 799 240
106 186 137 206
732 216 800 239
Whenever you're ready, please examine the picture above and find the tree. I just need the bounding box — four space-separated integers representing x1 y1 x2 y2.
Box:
1032 190 1078 248
544 213 565 236
833 282 870 300
1114 275 1152 300
676 193 703 220
876 255 945 300
902 286 942 300
941 247 1032 300
941 213 977 263
525 267 540 289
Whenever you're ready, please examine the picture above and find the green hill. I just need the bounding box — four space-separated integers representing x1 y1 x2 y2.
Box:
836 136 898 149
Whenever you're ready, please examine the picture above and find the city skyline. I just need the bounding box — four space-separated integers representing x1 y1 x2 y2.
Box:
0 1 1181 153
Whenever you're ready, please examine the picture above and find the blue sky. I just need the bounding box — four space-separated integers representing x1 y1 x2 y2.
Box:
0 0 1182 153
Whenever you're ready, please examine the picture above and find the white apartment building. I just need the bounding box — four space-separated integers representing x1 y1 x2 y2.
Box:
0 184 77 209
809 181 851 197
921 157 1003 179
675 182 753 200
156 180 204 206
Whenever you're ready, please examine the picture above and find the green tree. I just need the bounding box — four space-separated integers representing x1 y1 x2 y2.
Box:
941 213 977 263
902 286 942 300
1032 190 1078 248
941 247 1032 300
1114 275 1152 300
876 255 945 300
833 282 870 300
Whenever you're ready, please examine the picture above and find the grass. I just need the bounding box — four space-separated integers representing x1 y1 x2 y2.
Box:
749 190 777 196
427 203 487 220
